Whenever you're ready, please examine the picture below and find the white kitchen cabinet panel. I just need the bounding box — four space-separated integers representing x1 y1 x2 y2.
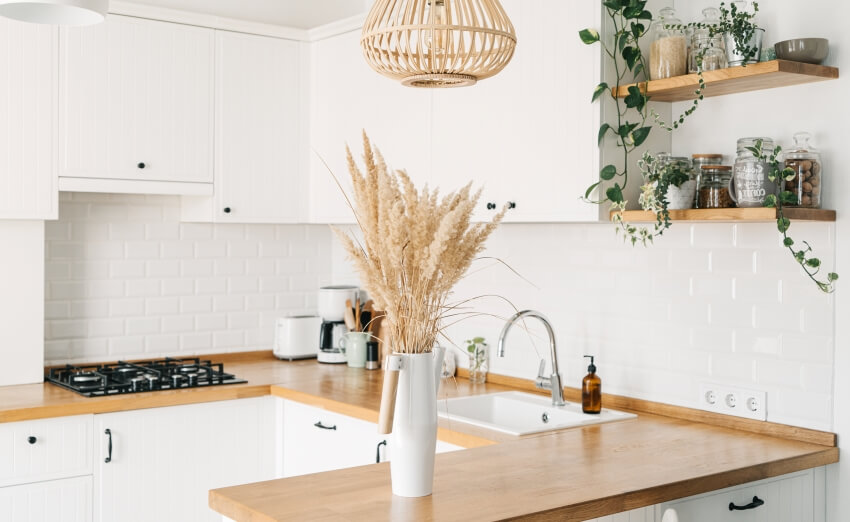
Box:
0 19 57 220
280 398 386 477
60 15 213 187
432 0 601 223
94 398 274 522
656 468 823 522
0 476 93 522
583 507 655 522
182 31 306 224
309 29 432 224
0 415 93 488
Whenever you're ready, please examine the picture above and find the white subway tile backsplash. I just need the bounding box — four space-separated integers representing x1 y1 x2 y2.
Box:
195 278 228 295
126 317 161 336
109 299 145 317
125 241 160 259
144 335 179 353
214 259 245 276
213 331 244 349
161 279 195 296
88 318 124 338
195 314 227 332
146 223 180 240
755 358 802 388
109 336 144 356
213 295 244 312
180 259 213 277
145 297 180 316
161 315 194 334
147 260 181 278
125 279 161 297
110 260 146 279
70 300 109 319
180 296 212 314
109 223 146 240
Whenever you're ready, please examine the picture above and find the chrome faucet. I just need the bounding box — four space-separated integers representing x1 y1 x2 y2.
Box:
497 310 565 406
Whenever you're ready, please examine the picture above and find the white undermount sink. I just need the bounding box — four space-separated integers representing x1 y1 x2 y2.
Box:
437 391 637 436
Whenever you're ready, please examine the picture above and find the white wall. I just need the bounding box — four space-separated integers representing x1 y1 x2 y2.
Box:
669 1 846 520
0 221 44 385
44 193 333 364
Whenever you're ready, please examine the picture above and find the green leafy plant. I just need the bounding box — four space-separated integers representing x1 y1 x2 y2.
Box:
749 139 838 293
465 337 488 383
719 1 761 64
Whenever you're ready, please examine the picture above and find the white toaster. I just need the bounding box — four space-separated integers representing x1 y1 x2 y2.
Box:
274 316 322 360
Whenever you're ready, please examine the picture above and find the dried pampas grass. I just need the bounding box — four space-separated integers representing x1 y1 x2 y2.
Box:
333 133 506 355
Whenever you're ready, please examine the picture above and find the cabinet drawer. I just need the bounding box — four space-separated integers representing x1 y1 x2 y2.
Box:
0 415 93 487
0 475 92 522
657 469 819 522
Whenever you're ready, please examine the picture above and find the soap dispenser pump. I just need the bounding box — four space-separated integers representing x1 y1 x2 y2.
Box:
582 355 601 414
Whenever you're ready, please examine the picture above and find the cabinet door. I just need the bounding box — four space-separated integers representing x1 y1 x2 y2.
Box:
0 476 92 522
582 507 655 522
0 19 57 219
431 0 601 223
60 15 213 184
309 29 432 224
94 398 274 522
280 399 385 477
213 31 305 223
657 469 818 522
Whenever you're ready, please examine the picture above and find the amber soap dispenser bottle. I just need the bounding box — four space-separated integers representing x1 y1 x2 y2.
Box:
582 355 601 414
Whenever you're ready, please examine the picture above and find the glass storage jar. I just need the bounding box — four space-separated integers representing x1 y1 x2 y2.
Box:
782 132 823 208
649 7 687 80
697 165 734 209
732 137 777 208
689 7 724 73
692 154 723 208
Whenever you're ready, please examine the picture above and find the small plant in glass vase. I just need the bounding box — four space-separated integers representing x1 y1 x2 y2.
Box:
465 337 488 384
750 139 838 293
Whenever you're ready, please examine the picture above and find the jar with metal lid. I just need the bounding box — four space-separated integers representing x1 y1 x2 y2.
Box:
781 132 822 208
689 35 727 72
649 7 687 80
657 154 696 210
732 137 777 208
697 165 734 209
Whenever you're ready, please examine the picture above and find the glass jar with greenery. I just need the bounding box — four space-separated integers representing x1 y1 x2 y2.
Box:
466 337 488 384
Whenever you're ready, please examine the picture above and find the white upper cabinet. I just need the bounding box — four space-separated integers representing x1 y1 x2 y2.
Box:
59 15 214 189
182 31 306 223
431 0 602 222
0 19 57 220
309 29 432 224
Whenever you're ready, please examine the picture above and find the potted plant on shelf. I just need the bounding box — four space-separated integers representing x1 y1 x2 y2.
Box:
334 133 505 497
719 1 763 66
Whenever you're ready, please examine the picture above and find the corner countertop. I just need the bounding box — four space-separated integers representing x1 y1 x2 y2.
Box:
0 352 838 521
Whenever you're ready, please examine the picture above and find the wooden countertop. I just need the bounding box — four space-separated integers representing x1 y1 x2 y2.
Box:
0 352 838 521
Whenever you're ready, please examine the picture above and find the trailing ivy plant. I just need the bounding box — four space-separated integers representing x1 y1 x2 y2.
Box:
719 1 761 64
579 1 662 244
750 139 838 293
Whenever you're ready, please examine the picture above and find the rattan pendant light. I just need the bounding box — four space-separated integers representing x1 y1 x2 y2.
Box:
361 0 517 88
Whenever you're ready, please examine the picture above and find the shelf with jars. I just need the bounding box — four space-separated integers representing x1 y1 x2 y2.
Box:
610 207 835 223
613 59 838 103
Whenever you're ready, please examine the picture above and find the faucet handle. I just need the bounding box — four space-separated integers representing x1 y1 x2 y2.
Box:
536 359 547 379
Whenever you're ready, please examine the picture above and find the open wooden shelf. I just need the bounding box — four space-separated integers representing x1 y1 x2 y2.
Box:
611 207 836 223
613 60 839 102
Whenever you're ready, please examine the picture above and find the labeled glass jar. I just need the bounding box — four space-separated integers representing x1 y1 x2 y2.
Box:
732 137 777 208
697 165 734 208
649 7 688 80
782 132 823 208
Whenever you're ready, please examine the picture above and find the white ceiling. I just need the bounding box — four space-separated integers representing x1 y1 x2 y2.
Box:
132 0 370 29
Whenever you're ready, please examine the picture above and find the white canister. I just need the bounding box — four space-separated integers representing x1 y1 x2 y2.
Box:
274 316 322 360
317 286 359 322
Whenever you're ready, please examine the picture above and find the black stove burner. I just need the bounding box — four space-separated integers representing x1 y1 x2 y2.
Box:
45 357 247 397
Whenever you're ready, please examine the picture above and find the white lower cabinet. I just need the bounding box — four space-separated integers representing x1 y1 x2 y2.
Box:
93 398 274 522
655 468 823 522
583 507 655 522
0 476 92 522
277 398 462 478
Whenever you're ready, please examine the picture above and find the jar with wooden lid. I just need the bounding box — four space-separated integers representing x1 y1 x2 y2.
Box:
649 7 687 80
782 132 822 208
692 155 723 208
697 165 734 209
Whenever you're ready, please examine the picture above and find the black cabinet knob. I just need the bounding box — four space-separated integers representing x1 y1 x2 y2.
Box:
27 436 36 445
486 202 496 210
137 162 146 169
508 201 516 209
223 207 232 214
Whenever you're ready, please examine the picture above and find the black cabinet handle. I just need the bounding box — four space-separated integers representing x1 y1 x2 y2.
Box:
376 440 387 463
508 201 516 209
729 496 764 511
486 202 496 210
104 429 113 463
313 421 336 431
27 436 36 445
223 207 231 214
137 162 146 169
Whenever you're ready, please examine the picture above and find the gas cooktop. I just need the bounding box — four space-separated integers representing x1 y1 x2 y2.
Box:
45 357 247 397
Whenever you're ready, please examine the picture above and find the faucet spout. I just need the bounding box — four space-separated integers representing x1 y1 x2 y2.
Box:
497 310 565 406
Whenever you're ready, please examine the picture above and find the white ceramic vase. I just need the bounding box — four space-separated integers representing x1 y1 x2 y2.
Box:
389 347 444 497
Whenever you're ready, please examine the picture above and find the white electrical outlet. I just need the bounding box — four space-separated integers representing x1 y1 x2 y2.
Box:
698 382 767 421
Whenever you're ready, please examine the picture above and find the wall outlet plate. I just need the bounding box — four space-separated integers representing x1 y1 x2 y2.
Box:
698 381 767 421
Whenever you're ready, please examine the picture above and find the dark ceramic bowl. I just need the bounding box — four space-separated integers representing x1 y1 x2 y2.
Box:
774 38 829 64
